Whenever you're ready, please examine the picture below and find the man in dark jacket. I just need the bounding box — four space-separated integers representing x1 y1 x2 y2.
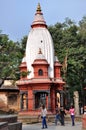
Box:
60 106 66 125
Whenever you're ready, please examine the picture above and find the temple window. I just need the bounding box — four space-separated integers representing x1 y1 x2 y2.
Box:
38 69 43 76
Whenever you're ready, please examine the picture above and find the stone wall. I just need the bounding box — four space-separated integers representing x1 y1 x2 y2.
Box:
0 92 20 113
0 93 8 111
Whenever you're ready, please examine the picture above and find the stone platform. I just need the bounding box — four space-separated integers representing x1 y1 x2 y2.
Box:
18 113 82 124
0 115 22 130
0 122 8 130
0 115 17 123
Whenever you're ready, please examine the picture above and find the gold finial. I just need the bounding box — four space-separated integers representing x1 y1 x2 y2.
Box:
36 3 41 12
38 48 42 54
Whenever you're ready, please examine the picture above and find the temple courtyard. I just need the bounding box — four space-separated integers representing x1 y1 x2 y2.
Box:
22 121 82 130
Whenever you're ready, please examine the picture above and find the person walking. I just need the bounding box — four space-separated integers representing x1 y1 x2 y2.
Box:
41 104 48 129
60 106 66 126
55 105 61 125
69 105 75 126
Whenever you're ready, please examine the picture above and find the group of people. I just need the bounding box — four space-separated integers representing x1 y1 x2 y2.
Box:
55 105 75 126
39 104 75 129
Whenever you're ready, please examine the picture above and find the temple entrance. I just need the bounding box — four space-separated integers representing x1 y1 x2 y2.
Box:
20 92 28 110
35 92 47 109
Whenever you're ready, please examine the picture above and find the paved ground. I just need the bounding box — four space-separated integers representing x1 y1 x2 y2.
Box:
22 121 82 130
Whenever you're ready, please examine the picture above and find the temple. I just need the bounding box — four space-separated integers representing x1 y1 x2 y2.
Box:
16 3 65 114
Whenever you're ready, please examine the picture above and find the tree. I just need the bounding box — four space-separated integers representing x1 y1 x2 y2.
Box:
0 33 25 86
48 17 86 103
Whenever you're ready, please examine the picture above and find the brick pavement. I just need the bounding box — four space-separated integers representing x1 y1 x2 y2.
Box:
22 121 82 130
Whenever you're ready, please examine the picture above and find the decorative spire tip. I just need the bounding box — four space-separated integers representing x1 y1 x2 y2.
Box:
36 3 41 12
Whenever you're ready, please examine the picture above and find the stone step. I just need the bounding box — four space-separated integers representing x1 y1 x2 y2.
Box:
0 122 8 130
18 114 82 124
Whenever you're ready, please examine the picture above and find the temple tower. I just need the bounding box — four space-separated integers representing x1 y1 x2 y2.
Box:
17 3 65 114
26 3 54 79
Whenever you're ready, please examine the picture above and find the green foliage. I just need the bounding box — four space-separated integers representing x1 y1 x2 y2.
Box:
0 33 26 83
48 17 86 99
21 71 31 77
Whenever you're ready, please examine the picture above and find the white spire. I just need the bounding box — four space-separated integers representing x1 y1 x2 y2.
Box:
26 3 54 79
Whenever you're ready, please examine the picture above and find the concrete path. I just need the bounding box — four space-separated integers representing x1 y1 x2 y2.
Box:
22 121 82 130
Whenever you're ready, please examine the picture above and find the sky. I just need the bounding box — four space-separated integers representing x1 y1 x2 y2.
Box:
0 0 86 42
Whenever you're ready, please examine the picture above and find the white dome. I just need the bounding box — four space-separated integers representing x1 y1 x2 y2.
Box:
26 4 54 79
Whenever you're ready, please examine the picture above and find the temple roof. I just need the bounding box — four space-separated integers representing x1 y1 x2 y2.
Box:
0 80 19 91
31 3 47 28
32 48 49 65
19 54 27 68
22 53 26 63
